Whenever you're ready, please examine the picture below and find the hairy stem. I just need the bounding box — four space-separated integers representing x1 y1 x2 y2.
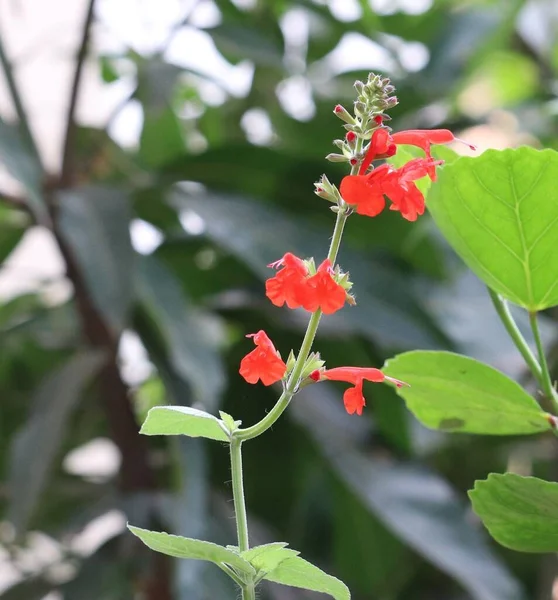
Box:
237 208 348 442
230 438 255 599
237 120 365 442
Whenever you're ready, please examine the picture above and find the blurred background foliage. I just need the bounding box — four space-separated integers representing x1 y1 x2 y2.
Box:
1 0 558 598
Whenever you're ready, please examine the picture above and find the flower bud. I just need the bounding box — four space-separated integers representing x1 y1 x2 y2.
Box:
333 104 355 124
346 131 357 144
349 158 358 166
332 139 345 150
325 153 348 163
354 80 364 94
354 101 367 117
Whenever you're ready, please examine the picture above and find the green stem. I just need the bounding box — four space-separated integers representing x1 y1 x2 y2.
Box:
229 438 255 599
237 208 348 442
529 311 558 413
488 288 544 386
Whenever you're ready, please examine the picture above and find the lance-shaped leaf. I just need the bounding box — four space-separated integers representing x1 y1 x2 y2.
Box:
427 148 558 310
264 555 350 600
58 186 135 334
140 406 229 442
383 351 551 435
7 351 105 533
469 473 558 553
128 526 255 575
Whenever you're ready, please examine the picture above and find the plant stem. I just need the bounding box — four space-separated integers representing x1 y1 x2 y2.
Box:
229 438 255 599
487 288 544 386
529 311 558 413
237 208 348 442
237 118 365 443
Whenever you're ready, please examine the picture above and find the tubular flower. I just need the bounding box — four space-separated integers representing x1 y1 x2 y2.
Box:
266 254 348 315
239 330 287 386
310 367 407 416
340 158 442 222
360 128 475 176
265 253 309 309
302 259 347 315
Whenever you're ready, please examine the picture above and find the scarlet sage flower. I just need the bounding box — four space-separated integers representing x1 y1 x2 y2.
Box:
301 259 347 315
239 330 287 386
265 253 308 309
340 158 442 222
359 128 475 175
310 367 407 416
266 254 347 315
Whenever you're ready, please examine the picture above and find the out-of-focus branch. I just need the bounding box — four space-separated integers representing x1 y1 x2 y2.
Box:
0 34 41 167
59 0 95 187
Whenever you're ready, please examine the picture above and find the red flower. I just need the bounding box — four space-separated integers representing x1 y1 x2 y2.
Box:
239 330 287 386
310 367 407 416
359 128 474 175
340 157 441 222
301 259 347 315
265 253 308 309
266 254 348 315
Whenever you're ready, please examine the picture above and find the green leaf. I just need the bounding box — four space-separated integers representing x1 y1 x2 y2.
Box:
0 117 48 223
241 543 299 577
427 148 558 310
127 525 255 575
140 107 184 168
383 351 551 435
293 385 525 600
264 555 350 600
469 473 558 553
57 186 135 334
7 351 105 533
137 256 225 407
140 406 229 442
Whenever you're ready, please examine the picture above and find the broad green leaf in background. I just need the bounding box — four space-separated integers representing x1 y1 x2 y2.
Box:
264 555 351 600
383 351 551 435
127 526 256 575
140 406 229 441
427 148 558 310
137 256 225 409
169 188 446 350
58 186 135 334
293 386 525 600
241 543 299 577
7 351 104 534
469 473 558 553
0 117 47 224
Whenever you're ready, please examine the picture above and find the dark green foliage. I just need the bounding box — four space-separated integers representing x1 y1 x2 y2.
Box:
1 1 557 598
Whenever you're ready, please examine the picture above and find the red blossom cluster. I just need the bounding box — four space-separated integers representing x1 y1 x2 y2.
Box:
265 253 348 315
340 128 474 221
238 74 473 414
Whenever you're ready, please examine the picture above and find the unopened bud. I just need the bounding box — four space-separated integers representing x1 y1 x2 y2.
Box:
349 158 358 166
385 96 399 108
325 153 348 163
309 370 322 382
354 80 364 94
333 104 355 124
346 131 357 144
354 101 367 117
373 115 384 125
333 139 345 150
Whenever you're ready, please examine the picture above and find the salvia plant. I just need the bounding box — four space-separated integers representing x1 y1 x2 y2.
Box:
129 73 558 598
